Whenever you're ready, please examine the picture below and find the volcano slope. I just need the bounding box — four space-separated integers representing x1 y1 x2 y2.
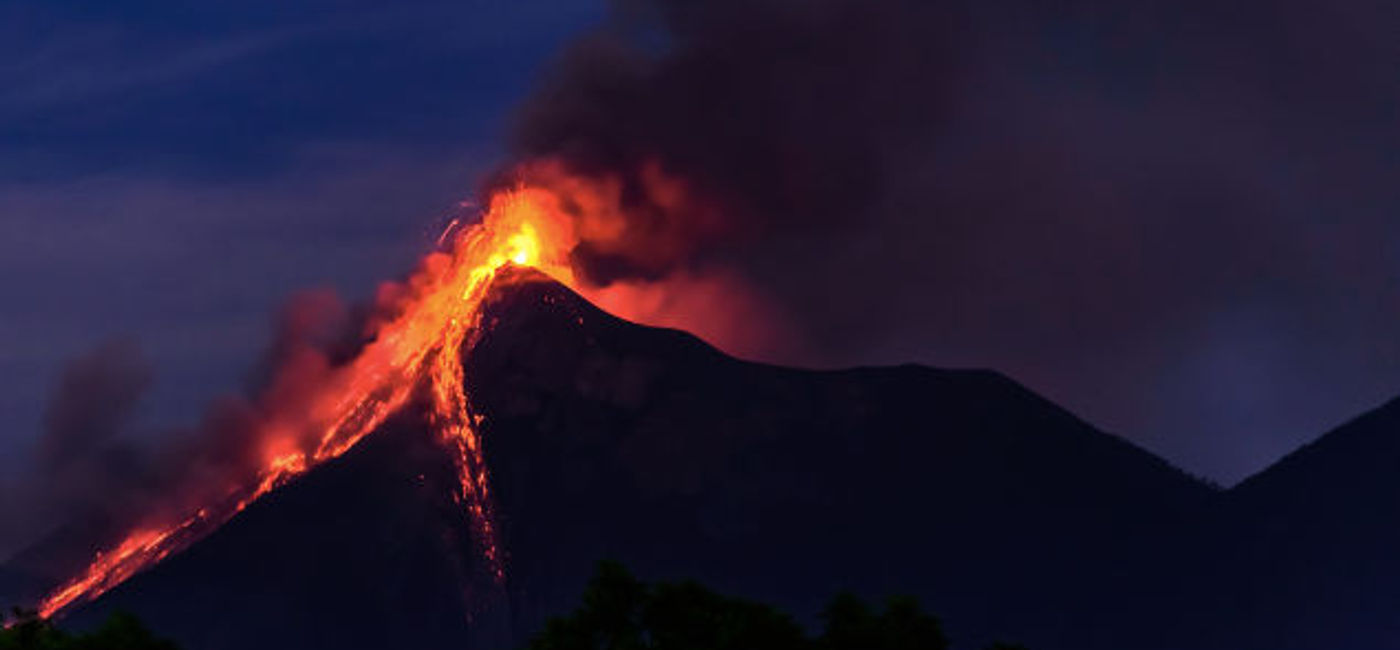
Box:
1190 397 1400 650
59 410 508 650
48 273 1217 650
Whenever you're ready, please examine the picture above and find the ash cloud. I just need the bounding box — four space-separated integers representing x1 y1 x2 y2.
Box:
0 0 1392 567
0 339 160 563
0 292 363 564
504 0 1400 482
506 0 960 284
39 339 152 474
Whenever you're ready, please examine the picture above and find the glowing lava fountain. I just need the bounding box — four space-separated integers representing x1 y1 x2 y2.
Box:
36 187 579 620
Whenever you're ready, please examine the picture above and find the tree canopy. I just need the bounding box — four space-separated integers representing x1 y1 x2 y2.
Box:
528 561 1021 650
0 609 179 650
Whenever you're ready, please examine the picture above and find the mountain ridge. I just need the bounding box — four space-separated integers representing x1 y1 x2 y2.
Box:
4 273 1398 650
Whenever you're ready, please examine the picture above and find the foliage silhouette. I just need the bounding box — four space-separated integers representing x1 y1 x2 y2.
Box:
817 593 949 650
0 608 178 650
530 561 806 650
529 561 1018 650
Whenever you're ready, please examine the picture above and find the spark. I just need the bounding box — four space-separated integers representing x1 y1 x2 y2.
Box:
35 186 579 619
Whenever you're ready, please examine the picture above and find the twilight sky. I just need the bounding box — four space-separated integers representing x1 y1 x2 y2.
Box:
2 0 1397 493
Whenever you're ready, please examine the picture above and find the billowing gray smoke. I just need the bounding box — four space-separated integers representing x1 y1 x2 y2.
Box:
504 0 958 285
502 0 1400 481
0 292 358 564
4 0 1394 564
39 339 151 478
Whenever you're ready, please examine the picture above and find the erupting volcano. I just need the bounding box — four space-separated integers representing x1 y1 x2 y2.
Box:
36 184 586 620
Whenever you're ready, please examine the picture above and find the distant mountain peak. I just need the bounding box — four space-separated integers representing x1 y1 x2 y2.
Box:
10 273 1391 650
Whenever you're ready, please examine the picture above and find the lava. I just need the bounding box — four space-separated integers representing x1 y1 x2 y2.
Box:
35 185 579 620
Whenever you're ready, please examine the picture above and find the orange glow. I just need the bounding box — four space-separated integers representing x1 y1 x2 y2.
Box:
35 185 578 620
32 168 771 621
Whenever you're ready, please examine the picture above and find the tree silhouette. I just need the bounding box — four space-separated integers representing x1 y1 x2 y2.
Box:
818 592 880 650
530 561 806 650
530 562 1010 650
818 592 948 650
643 580 807 650
0 608 179 650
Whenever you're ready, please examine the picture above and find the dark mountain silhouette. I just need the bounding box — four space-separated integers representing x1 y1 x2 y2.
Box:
5 272 1395 649
57 410 509 650
464 272 1216 650
1189 398 1400 650
1 518 120 610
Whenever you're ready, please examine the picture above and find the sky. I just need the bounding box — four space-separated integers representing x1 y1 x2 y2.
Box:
0 0 603 468
1 0 1398 494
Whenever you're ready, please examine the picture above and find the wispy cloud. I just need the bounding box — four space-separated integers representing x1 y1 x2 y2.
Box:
0 24 311 117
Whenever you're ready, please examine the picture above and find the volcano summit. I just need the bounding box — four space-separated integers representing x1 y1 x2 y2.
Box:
4 269 1214 649
10 268 1400 649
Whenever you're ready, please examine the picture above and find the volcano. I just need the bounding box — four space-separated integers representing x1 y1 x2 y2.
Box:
1192 398 1400 650
3 272 1222 650
8 271 1400 649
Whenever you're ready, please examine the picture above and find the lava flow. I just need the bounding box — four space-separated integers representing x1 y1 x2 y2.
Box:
36 186 580 620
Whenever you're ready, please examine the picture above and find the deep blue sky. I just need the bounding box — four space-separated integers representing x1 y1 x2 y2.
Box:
0 0 602 467
2 0 1398 490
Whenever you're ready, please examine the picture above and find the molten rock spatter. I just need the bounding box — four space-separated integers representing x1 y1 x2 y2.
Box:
36 187 581 619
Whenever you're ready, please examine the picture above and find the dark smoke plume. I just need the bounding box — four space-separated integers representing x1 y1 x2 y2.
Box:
0 292 362 565
6 0 1394 565
39 339 151 474
0 339 158 565
505 0 1400 481
506 0 960 286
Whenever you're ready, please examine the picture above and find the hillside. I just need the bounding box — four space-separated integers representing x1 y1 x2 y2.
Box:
1197 398 1400 649
20 274 1216 649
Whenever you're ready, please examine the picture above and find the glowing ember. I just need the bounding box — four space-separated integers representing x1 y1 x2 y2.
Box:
35 186 579 620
